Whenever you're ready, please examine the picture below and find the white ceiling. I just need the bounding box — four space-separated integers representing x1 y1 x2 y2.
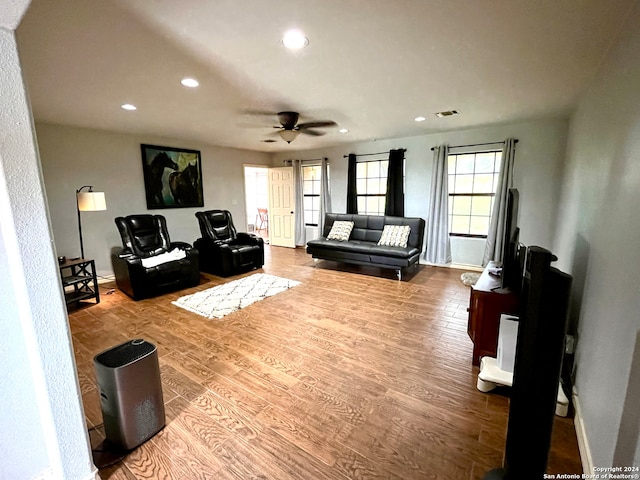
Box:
16 0 636 153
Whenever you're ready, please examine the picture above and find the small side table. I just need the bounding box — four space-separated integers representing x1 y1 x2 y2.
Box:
59 258 100 306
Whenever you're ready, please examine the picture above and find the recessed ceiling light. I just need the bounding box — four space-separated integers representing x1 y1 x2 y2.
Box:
339 128 349 134
282 29 309 50
435 110 460 118
181 77 199 88
121 104 137 111
414 116 426 122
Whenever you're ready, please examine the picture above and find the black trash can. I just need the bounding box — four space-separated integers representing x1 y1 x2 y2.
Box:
93 339 165 450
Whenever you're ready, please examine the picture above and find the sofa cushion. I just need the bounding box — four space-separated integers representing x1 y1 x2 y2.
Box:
307 239 418 259
326 220 354 241
377 225 411 248
369 244 420 259
311 239 374 254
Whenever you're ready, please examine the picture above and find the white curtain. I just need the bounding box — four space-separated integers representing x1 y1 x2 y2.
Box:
482 138 517 265
293 160 306 246
318 158 331 233
425 145 452 264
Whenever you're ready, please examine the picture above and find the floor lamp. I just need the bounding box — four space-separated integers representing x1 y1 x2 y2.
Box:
77 185 107 259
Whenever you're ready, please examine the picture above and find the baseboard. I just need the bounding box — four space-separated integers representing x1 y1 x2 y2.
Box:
450 263 483 272
572 389 593 474
419 260 484 272
97 274 115 284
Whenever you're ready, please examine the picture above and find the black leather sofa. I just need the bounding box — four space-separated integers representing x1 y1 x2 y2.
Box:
306 213 425 280
194 210 264 277
112 214 200 300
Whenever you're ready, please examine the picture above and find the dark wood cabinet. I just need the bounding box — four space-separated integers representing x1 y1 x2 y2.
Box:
59 258 100 306
467 261 519 366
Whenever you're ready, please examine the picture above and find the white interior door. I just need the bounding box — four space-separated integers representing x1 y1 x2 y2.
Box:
268 166 296 248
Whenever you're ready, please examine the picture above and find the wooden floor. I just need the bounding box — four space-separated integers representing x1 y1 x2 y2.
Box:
70 246 582 480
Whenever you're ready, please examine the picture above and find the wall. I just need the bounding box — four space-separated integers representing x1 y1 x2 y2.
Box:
0 19 96 480
36 123 271 276
450 237 486 267
305 226 320 242
272 117 569 266
553 2 640 468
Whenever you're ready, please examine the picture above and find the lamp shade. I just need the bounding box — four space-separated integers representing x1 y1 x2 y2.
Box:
278 129 300 143
77 191 107 211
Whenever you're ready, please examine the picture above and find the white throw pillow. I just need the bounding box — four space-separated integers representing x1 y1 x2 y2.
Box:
326 221 354 241
377 225 411 248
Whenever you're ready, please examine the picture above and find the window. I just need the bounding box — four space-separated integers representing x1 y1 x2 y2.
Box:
356 159 388 216
302 165 322 226
448 150 502 237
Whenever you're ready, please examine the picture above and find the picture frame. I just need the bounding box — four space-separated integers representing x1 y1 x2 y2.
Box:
141 144 204 209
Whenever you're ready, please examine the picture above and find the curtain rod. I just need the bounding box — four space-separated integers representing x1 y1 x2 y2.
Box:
282 157 327 164
342 149 406 158
430 139 518 151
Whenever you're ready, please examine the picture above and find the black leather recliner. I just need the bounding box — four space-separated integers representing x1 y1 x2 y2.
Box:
112 214 199 300
194 210 264 277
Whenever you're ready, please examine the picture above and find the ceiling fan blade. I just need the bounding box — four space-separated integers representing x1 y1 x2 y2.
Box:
297 120 337 129
241 109 280 118
300 129 326 136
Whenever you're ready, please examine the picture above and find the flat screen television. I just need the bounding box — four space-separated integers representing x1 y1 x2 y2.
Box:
500 188 523 292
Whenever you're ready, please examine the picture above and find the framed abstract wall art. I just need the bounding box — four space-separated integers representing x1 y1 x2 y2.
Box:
141 144 204 209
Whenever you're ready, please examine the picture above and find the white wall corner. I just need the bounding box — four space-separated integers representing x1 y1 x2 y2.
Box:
0 0 31 31
1 23 96 480
572 388 593 475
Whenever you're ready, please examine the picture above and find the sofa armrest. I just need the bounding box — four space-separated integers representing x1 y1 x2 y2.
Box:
115 246 132 257
112 247 142 266
236 232 264 246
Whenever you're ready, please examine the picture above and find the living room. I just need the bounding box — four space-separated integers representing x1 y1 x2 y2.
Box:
2 1 640 479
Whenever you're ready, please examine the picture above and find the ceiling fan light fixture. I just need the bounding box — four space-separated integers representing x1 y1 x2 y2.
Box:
278 129 300 143
282 30 309 50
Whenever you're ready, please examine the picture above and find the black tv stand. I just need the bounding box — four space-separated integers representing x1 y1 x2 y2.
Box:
467 261 519 366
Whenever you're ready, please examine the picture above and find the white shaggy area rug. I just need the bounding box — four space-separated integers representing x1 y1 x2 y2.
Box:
172 273 300 319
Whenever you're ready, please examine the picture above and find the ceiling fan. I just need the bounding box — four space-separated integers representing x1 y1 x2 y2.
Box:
271 111 337 143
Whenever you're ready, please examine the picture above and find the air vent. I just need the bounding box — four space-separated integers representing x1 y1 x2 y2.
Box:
435 110 460 118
